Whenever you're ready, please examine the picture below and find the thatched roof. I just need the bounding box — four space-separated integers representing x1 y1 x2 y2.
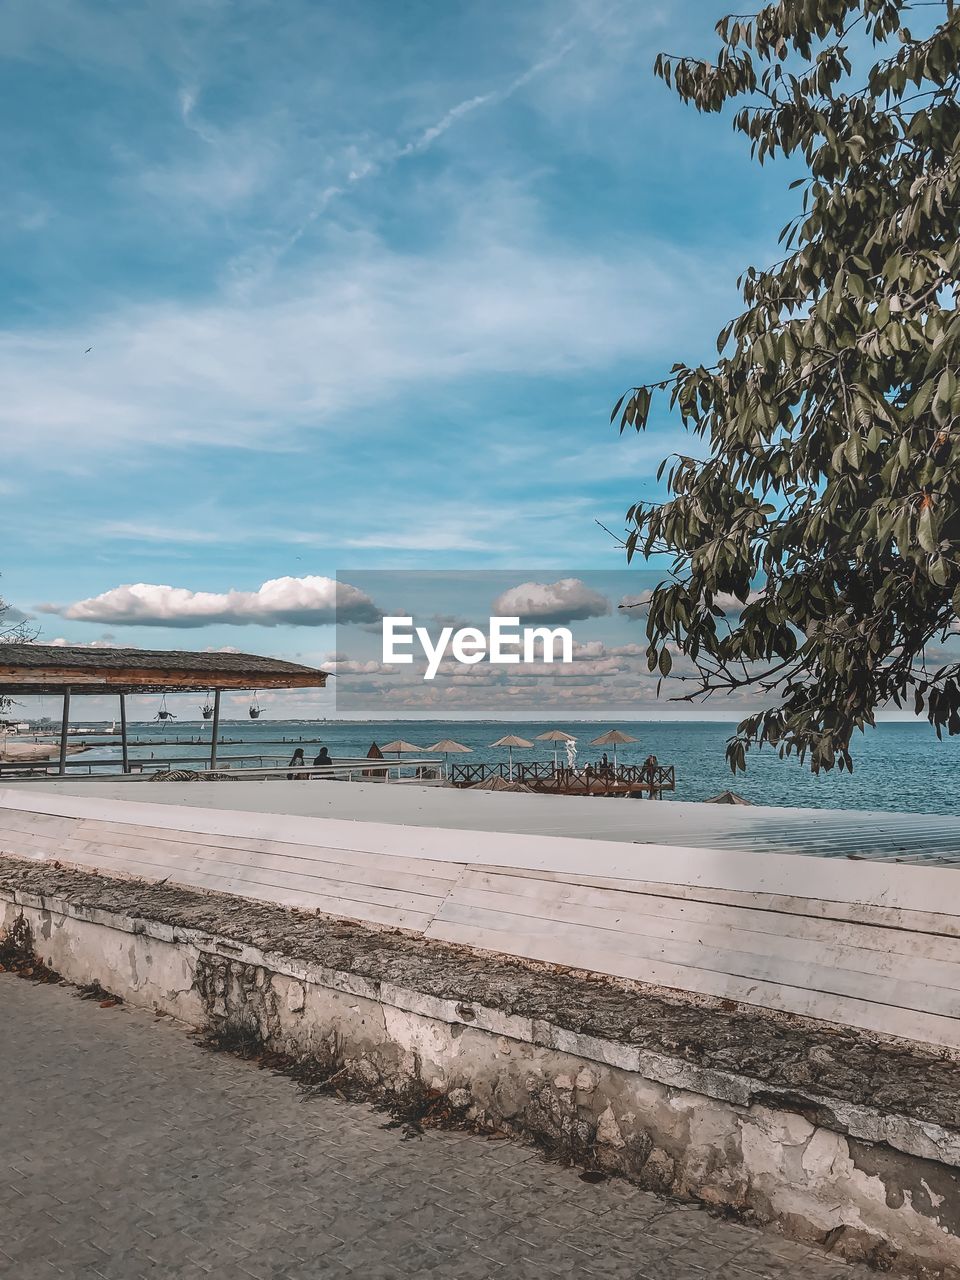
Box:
0 643 329 694
705 790 753 805
471 775 533 793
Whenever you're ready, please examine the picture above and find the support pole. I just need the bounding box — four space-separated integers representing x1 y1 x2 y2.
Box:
119 693 129 774
58 688 71 776
209 689 221 771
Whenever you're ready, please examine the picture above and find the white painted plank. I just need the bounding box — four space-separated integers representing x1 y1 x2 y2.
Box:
19 841 434 932
450 880 960 989
458 871 960 967
0 803 461 883
66 825 461 898
425 918 960 1051
9 797 957 943
0 810 89 841
18 812 954 998
0 826 71 856
5 789 960 915
476 863 960 939
430 900 960 1020
53 837 447 916
159 871 433 930
70 818 465 884
0 825 441 929
27 777 960 864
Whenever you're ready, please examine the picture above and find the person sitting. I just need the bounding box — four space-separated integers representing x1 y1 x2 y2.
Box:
312 746 332 772
287 748 305 780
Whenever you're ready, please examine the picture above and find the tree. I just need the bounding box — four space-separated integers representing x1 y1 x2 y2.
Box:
617 0 960 773
0 585 34 719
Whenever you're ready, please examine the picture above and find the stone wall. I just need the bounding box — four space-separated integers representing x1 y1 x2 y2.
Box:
3 886 959 1278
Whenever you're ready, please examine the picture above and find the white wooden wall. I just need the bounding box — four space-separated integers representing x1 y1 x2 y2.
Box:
2 787 959 1051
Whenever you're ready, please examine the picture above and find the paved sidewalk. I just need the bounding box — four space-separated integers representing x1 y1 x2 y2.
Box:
0 978 867 1280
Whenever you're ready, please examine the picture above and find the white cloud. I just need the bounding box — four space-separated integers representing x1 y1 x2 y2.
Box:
492 577 610 624
573 640 645 659
278 38 578 258
95 521 231 546
714 590 766 612
327 657 390 675
0 219 731 463
398 42 575 156
37 575 380 628
44 637 128 648
342 528 500 553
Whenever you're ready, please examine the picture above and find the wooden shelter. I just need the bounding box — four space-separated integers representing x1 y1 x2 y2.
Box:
0 644 329 775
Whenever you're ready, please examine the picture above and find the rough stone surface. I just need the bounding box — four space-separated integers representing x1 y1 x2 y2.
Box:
4 883 960 1275
1 975 879 1280
2 855 958 1133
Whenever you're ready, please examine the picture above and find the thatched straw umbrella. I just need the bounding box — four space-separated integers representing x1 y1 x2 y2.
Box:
489 734 533 781
535 728 574 769
426 738 472 774
705 790 753 805
589 728 638 770
379 739 421 756
471 775 532 793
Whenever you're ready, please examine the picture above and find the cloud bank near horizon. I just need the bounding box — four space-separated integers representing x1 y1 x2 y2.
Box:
38 576 380 628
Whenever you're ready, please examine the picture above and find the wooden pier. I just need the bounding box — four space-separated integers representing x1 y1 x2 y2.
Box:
449 760 675 798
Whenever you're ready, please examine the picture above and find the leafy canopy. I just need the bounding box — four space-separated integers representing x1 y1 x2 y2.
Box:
617 0 960 773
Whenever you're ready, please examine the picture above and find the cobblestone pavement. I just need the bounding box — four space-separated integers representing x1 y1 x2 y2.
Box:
1 978 871 1280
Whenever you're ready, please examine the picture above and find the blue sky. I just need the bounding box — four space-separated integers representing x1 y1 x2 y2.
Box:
1 0 803 714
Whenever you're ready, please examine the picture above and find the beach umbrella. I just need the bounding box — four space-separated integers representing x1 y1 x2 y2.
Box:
362 741 387 779
589 728 638 770
535 728 574 769
705 790 753 805
489 733 533 780
426 739 472 773
471 775 533 793
379 739 421 755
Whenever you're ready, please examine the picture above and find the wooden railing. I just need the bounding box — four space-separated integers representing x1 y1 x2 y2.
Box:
449 761 676 797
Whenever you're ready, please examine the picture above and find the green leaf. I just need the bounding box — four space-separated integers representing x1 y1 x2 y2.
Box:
844 433 863 468
928 555 948 587
933 369 956 426
918 502 938 553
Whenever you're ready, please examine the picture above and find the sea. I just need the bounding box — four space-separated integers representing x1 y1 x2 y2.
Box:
63 718 960 816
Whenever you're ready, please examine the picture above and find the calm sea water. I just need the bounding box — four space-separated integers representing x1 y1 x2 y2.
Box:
72 718 960 815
